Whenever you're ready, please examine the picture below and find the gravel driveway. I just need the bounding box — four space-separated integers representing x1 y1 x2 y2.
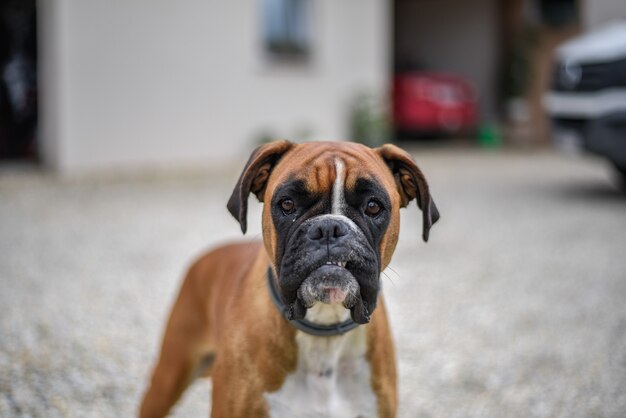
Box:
1 149 625 418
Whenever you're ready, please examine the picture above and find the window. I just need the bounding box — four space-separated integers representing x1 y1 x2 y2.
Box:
261 0 312 62
537 0 578 27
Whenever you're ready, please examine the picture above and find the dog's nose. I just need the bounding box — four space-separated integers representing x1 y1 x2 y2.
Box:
307 218 349 245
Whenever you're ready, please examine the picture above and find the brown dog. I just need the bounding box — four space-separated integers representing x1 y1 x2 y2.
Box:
139 140 439 418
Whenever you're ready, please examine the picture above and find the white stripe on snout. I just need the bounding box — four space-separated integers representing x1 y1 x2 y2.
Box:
332 159 345 215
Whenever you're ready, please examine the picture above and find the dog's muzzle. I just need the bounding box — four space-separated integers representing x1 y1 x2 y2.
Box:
279 215 380 324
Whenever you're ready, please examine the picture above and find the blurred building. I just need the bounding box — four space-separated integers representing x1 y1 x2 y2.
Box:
1 0 624 173
37 0 389 173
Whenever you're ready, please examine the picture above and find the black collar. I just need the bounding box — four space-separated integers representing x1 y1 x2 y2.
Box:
266 268 360 337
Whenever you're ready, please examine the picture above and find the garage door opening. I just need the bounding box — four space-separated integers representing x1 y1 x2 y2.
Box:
0 0 38 162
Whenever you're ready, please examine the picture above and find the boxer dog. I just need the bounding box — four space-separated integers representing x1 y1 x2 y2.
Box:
139 140 439 418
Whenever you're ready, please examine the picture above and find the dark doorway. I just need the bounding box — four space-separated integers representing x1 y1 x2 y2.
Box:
0 0 37 161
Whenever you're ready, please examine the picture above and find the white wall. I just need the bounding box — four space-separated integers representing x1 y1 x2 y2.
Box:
39 0 389 174
395 0 499 119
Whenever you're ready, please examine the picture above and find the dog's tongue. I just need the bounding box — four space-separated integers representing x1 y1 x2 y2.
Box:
327 288 347 304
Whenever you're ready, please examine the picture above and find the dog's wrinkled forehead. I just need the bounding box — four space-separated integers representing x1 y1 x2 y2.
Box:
266 145 397 210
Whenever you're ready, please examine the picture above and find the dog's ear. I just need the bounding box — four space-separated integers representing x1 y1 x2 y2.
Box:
375 144 440 242
227 140 294 234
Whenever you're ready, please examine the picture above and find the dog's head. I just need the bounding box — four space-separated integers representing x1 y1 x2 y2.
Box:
227 140 439 323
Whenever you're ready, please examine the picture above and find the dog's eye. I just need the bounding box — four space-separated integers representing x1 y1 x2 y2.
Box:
280 199 296 214
365 199 382 216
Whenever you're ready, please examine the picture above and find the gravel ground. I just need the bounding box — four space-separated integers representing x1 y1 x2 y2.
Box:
1 148 625 418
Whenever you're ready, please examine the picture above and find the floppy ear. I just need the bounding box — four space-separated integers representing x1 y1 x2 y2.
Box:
375 144 440 242
227 140 294 234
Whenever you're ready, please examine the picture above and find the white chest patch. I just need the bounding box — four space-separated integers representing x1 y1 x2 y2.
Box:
265 303 378 418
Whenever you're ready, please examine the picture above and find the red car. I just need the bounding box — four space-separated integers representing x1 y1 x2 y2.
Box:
393 72 478 136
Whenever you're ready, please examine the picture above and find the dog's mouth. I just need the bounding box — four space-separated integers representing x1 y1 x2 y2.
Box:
297 264 357 305
289 262 371 324
323 260 347 268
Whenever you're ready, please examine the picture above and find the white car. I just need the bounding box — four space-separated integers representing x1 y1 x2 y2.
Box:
544 20 626 181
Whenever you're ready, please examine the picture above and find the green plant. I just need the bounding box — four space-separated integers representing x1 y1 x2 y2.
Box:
349 92 391 147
